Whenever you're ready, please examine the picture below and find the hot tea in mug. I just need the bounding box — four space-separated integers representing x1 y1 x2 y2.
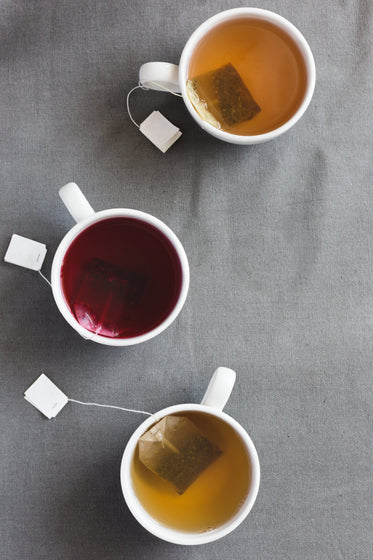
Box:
121 368 260 545
60 217 183 339
51 183 189 346
139 8 315 145
131 411 251 532
186 17 308 136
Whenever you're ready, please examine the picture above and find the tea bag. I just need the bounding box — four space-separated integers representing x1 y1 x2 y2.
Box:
72 258 146 337
138 415 221 494
186 63 260 129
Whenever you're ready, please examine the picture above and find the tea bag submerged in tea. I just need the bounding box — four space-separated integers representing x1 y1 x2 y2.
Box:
72 258 146 337
139 416 221 494
186 63 260 130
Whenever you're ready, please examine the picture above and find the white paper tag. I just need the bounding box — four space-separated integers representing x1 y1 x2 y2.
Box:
4 234 47 271
24 374 68 419
139 111 182 153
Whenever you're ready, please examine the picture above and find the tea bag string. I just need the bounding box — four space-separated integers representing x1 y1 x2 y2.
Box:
126 82 183 128
38 270 52 287
68 398 153 416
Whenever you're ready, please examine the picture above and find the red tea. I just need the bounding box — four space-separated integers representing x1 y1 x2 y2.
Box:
60 218 182 338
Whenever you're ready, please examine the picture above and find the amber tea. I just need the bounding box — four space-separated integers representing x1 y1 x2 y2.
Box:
131 411 251 533
186 17 307 136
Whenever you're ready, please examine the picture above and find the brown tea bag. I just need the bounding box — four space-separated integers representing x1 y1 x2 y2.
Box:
138 415 221 494
186 63 260 129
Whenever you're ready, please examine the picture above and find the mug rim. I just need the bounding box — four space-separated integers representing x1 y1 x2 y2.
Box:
51 208 190 346
120 403 260 545
179 7 316 144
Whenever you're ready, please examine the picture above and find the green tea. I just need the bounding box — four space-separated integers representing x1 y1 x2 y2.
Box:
131 411 251 532
187 17 307 135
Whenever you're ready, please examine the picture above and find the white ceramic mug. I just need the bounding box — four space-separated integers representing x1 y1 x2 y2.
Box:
51 182 189 346
120 367 260 545
139 7 316 145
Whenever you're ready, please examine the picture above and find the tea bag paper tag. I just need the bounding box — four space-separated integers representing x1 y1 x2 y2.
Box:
24 374 68 419
139 111 182 153
4 234 47 271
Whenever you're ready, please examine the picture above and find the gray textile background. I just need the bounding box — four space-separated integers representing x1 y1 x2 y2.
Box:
1 1 372 559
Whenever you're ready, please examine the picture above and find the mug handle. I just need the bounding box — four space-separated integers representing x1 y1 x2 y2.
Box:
200 367 236 411
59 182 95 223
139 62 181 94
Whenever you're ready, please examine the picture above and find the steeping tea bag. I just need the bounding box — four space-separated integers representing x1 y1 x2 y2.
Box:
186 63 260 130
138 415 221 494
72 258 146 337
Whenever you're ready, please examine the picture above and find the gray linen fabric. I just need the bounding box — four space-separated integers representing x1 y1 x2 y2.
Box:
1 1 372 559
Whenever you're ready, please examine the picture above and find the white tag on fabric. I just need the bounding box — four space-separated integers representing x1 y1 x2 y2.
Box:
4 234 47 271
24 374 152 420
24 374 68 419
139 111 182 152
